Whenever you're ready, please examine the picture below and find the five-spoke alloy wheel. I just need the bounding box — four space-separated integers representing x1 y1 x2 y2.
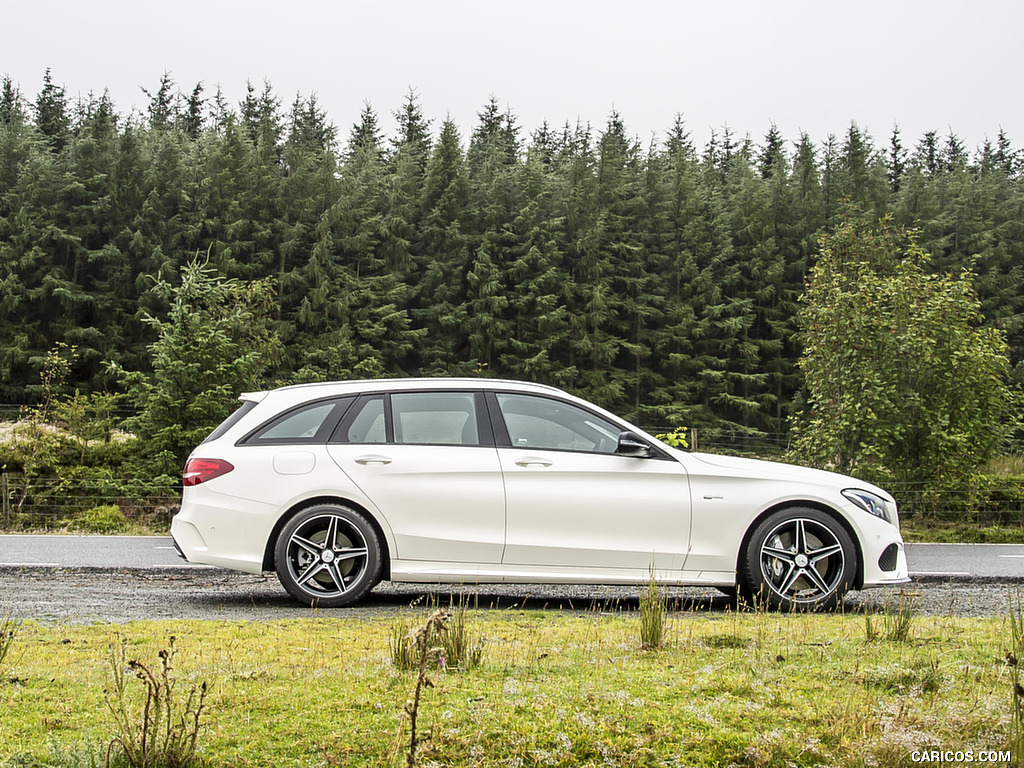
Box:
741 507 856 611
274 504 382 607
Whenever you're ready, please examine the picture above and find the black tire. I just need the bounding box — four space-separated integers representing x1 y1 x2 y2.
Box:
274 504 382 608
740 507 856 612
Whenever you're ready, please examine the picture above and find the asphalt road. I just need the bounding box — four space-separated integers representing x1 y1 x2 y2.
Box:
0 536 1021 623
0 535 1023 579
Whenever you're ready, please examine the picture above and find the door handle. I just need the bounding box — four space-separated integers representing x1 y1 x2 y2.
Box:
515 457 552 467
355 455 393 465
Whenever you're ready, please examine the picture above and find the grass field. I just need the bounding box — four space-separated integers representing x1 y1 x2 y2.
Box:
0 601 1019 767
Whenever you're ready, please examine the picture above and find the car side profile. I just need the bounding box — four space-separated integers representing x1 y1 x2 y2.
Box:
171 378 909 610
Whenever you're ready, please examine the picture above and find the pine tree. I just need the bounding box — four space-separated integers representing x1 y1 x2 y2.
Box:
887 124 906 194
500 137 571 385
758 123 786 181
34 69 70 151
645 115 703 426
277 95 340 370
0 77 24 126
180 82 205 139
414 118 471 372
347 101 383 161
392 89 432 161
142 72 176 131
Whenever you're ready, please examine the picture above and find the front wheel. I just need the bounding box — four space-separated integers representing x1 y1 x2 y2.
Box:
740 508 856 611
274 504 382 607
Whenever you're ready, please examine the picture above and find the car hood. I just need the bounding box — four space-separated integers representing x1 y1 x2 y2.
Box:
677 450 894 502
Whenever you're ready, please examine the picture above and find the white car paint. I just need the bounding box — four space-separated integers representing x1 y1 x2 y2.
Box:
171 378 910 608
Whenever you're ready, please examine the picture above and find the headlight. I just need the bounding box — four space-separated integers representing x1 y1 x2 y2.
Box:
842 489 893 524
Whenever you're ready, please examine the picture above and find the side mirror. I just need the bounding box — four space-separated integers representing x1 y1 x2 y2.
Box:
617 430 652 458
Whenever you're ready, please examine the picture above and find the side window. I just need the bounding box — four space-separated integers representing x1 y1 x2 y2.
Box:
393 392 479 446
342 396 387 444
496 393 621 454
203 399 258 444
243 398 351 445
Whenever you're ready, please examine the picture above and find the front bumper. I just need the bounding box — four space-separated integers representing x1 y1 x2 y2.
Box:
861 540 911 588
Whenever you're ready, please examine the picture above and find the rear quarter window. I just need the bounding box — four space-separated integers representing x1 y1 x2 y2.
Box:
241 397 354 445
202 400 258 444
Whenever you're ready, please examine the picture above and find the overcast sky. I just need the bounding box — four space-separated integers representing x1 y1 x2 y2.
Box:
4 0 1021 153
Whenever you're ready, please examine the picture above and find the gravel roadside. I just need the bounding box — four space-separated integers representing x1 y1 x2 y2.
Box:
1 566 1018 624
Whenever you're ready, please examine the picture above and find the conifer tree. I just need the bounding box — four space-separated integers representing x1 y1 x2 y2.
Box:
0 77 24 126
34 69 70 151
180 82 205 139
887 124 906 193
500 138 571 385
142 72 176 132
414 118 471 371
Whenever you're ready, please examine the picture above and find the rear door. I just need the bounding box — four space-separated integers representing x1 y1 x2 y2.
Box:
326 390 506 564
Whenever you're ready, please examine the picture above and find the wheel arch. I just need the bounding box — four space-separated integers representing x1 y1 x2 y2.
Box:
735 500 864 590
262 496 393 581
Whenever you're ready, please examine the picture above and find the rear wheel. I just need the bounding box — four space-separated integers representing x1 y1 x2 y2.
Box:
274 504 381 607
740 507 856 611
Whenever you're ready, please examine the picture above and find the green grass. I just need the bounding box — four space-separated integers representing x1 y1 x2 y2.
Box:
0 608 1017 767
900 519 1024 543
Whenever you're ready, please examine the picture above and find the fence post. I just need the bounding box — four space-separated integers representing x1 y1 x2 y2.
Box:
1 472 8 528
690 428 698 453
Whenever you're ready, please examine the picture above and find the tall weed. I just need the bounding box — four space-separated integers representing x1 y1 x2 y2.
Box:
401 611 449 768
391 594 484 672
1008 590 1024 758
865 591 918 643
0 609 19 680
104 636 209 768
639 574 666 649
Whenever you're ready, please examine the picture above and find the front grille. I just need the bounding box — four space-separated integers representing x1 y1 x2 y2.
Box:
878 543 899 572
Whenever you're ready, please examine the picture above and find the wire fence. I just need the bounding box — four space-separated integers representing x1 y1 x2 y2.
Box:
1 474 180 531
3 472 1024 533
887 482 1024 527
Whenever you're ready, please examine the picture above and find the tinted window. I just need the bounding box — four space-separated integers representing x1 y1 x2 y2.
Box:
202 399 258 444
257 403 336 441
343 397 387 444
392 392 479 446
244 398 351 444
496 393 620 454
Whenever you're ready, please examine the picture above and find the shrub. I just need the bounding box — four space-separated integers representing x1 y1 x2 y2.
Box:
75 505 128 534
654 427 689 450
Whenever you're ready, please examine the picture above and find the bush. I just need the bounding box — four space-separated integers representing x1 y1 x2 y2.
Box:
793 215 1019 485
75 505 128 534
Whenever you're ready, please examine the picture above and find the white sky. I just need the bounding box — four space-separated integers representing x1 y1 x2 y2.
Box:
3 0 1021 154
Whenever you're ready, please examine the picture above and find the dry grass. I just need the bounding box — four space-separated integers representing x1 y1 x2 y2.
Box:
0 610 1017 767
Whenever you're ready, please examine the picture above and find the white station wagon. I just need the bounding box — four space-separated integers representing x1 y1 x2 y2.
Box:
171 378 909 610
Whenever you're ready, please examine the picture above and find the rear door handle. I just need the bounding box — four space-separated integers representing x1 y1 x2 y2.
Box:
355 455 392 465
515 457 552 467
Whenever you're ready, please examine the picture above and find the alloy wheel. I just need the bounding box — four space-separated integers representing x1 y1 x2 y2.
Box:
758 517 846 606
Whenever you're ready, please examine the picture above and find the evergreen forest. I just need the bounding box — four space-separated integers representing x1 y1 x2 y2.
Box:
3 72 1023 441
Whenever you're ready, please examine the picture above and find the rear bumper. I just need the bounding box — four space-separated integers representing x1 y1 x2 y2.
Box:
170 497 267 575
171 534 187 561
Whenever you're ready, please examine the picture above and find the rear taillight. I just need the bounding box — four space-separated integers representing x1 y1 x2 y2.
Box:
182 458 235 486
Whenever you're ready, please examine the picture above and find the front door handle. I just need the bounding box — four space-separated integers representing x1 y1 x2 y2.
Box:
355 455 392 465
515 457 552 467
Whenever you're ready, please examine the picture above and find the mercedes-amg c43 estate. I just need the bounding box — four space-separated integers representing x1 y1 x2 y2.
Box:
171 378 909 610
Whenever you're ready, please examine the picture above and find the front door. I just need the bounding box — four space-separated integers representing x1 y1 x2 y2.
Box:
491 392 692 571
